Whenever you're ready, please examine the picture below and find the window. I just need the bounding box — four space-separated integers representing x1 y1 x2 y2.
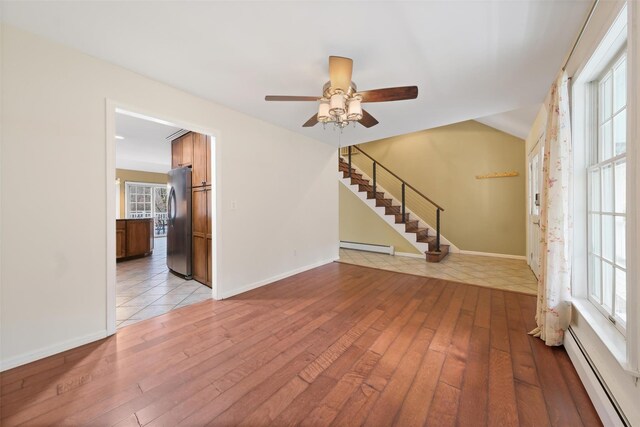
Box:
125 182 168 237
587 51 627 334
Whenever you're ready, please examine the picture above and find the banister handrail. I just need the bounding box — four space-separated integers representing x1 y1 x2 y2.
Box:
352 145 445 212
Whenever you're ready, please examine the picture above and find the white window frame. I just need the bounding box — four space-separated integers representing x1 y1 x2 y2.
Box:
571 3 639 376
124 181 168 236
586 50 628 335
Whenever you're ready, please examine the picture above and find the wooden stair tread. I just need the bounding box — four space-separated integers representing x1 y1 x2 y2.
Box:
340 159 449 263
417 235 436 243
410 227 428 234
425 245 449 263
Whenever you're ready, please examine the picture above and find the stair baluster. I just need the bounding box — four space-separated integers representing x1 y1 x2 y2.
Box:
372 162 377 197
338 146 448 262
401 183 406 224
436 208 441 252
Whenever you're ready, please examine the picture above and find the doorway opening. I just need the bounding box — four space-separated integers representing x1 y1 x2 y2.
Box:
109 106 217 330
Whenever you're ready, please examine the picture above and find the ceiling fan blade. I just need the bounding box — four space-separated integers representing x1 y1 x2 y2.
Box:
265 95 319 101
359 86 418 102
329 56 353 92
302 114 319 127
359 110 379 128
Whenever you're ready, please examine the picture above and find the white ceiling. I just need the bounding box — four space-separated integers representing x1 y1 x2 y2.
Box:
476 104 543 139
115 112 180 173
2 1 591 146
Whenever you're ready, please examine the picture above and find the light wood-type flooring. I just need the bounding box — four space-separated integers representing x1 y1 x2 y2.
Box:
0 262 601 426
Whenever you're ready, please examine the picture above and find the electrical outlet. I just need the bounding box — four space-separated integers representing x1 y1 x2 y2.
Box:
231 200 237 210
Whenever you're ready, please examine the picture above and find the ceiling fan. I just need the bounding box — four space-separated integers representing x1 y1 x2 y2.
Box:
265 56 418 129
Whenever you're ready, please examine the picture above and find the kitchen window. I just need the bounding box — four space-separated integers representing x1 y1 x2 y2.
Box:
125 182 168 237
587 51 627 334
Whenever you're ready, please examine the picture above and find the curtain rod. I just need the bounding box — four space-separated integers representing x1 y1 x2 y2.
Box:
562 0 600 71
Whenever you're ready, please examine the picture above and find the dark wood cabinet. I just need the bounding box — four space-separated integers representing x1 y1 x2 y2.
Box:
171 138 181 169
116 218 154 260
192 187 212 287
206 240 212 286
172 131 213 287
206 186 213 286
171 133 194 168
206 136 212 186
172 132 211 188
189 133 211 188
192 133 208 187
116 222 126 259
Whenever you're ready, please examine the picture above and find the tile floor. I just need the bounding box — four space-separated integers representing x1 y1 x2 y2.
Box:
338 248 538 294
116 237 212 328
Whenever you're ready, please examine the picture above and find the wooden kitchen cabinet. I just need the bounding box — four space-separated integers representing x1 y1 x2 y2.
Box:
116 218 154 260
192 133 208 187
172 131 213 286
192 187 211 287
171 137 181 169
171 132 194 168
126 220 154 256
206 186 213 286
171 132 211 188
116 222 126 259
191 133 211 188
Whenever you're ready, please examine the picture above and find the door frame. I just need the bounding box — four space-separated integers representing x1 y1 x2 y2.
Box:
527 135 544 278
105 99 221 336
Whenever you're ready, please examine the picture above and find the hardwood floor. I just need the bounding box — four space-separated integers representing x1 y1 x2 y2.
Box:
0 263 601 426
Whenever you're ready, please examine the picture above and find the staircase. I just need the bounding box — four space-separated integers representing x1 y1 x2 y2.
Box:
339 156 450 262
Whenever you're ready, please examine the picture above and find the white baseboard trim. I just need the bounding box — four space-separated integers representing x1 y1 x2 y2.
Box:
458 250 526 260
218 258 338 300
395 251 425 259
0 330 108 372
340 241 394 255
564 328 628 427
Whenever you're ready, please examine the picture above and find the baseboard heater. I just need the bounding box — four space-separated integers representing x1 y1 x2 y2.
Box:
340 241 394 255
567 327 631 426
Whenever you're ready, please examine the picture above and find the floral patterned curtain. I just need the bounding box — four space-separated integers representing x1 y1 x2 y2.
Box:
529 71 573 346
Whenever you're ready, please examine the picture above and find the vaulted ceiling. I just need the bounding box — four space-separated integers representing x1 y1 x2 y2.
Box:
2 1 591 145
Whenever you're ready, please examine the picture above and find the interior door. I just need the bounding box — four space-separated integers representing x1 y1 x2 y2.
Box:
528 142 543 278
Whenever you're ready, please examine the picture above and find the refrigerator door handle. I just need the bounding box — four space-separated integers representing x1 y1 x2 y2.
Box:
168 187 176 223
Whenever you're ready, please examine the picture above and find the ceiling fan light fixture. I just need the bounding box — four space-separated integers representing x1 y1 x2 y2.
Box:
347 95 363 121
264 56 418 130
329 92 346 117
317 99 331 122
339 113 349 128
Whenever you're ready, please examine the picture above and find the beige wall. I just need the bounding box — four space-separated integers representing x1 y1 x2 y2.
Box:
347 120 526 256
525 105 548 155
339 183 421 254
116 169 168 218
1 25 338 369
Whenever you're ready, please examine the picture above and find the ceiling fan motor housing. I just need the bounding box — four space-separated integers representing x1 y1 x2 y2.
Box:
322 81 358 98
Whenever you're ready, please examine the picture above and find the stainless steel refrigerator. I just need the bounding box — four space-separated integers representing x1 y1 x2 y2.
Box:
167 167 192 278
